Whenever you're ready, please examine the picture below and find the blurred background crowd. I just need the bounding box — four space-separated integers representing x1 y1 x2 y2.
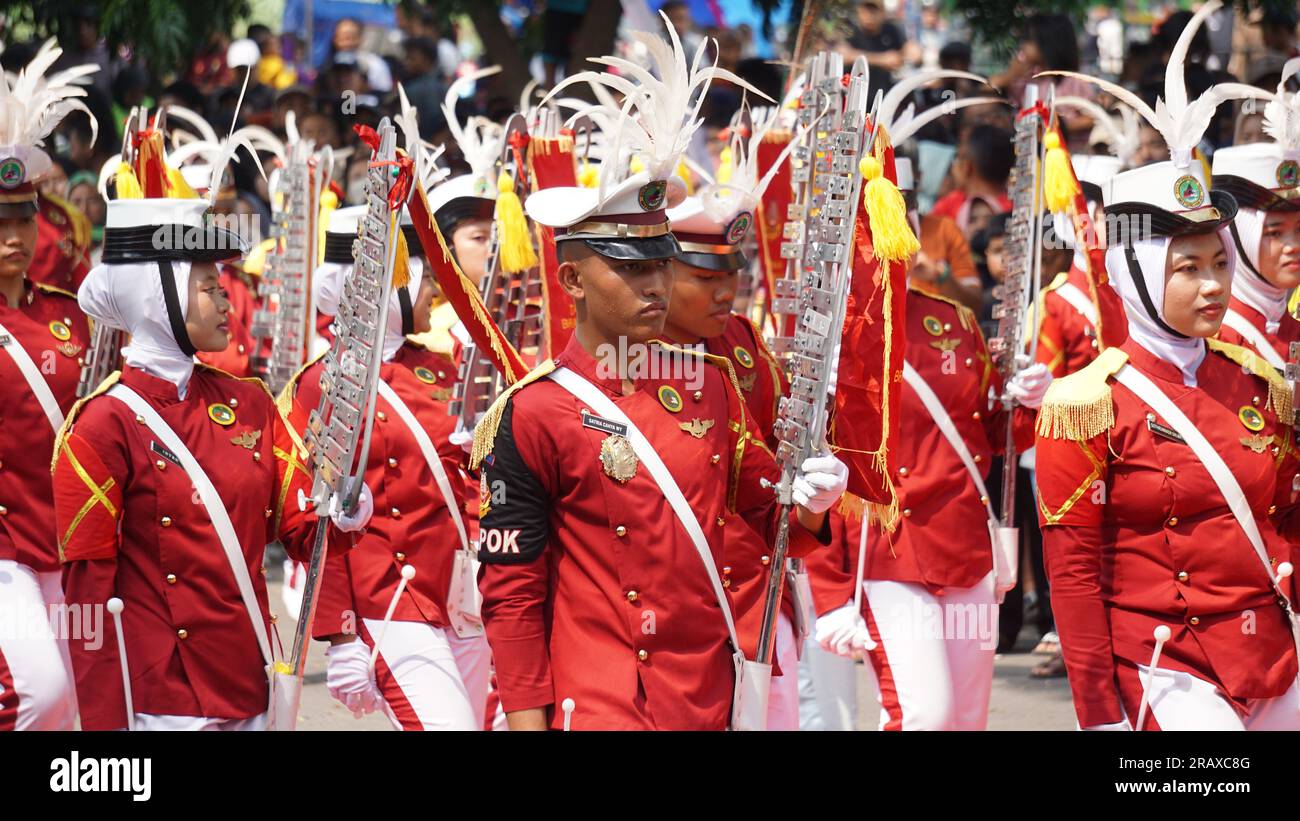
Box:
3 0 1298 673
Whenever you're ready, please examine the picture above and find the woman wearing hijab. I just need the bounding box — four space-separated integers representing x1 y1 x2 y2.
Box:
1034 1 1300 731
281 205 490 731
0 40 96 731
1210 61 1300 368
55 193 370 731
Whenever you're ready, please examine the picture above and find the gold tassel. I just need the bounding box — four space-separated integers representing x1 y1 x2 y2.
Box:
470 359 558 470
392 222 410 288
1042 131 1078 215
836 491 866 521
494 171 538 274
859 155 920 264
166 166 199 199
115 162 143 199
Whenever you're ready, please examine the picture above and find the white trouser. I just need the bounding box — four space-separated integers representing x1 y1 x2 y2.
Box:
362 618 479 731
0 560 77 730
446 628 491 729
132 712 268 731
861 570 998 731
798 637 859 731
1136 666 1300 731
765 613 800 730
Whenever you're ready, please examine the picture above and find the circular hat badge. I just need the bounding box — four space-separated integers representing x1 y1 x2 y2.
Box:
638 180 667 211
725 212 753 245
1277 160 1299 189
0 157 25 189
1173 175 1205 209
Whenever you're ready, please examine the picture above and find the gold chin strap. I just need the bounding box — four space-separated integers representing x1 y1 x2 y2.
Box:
1178 205 1222 223
676 240 737 255
563 220 672 239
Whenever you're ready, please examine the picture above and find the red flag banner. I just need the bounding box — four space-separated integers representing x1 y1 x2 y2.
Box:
526 134 579 357
756 129 795 338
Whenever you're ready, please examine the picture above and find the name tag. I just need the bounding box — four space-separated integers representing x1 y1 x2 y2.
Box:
1146 418 1186 445
581 412 628 438
151 440 183 467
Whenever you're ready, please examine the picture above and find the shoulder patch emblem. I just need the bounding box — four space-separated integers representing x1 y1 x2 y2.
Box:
49 320 72 341
1238 405 1266 432
208 402 237 426
657 385 683 413
413 366 438 384
922 316 944 337
732 346 755 369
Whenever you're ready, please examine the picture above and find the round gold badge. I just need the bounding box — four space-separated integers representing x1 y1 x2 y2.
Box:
923 316 944 337
1238 406 1265 432
657 385 683 413
733 346 755 369
48 320 72 341
208 402 237 426
413 366 437 384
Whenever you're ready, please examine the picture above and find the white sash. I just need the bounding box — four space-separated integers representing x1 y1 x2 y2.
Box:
1111 364 1300 689
374 378 483 638
106 385 277 681
0 319 65 433
902 362 1016 594
1055 281 1098 328
547 366 768 730
1221 309 1286 371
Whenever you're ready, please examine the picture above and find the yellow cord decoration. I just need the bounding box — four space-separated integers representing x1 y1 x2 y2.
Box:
494 171 538 274
1042 131 1078 215
114 162 143 199
859 154 919 264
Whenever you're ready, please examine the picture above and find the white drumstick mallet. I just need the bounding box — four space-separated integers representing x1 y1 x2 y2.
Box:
1135 624 1171 731
369 565 417 672
106 597 134 732
561 698 576 731
851 519 877 655
1275 562 1299 710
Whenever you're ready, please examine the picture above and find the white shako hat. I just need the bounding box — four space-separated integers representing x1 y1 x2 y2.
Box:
1042 1 1269 237
102 197 246 264
665 106 794 271
0 39 99 218
321 204 367 264
870 68 1005 193
523 11 768 261
1211 57 1300 213
427 67 504 238
1070 154 1124 205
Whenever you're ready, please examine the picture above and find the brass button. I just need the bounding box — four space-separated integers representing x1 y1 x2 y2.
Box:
390 507 401 519
252 451 261 462
693 390 703 401
973 454 983 463
135 414 145 424
626 590 638 602
260 566 267 575
1091 340 1099 350
1189 616 1200 626
437 371 445 379
161 516 172 527
972 411 981 421
898 466 909 477
716 517 725 527
155 459 166 470
710 454 721 464
1164 466 1176 478
964 357 973 367
1177 571 1189 583
1269 505 1278 515
166 574 177 585
722 566 732 576
902 508 912 517
979 495 989 505
1253 396 1261 406
395 552 406 562
1167 517 1178 527
264 508 273 519
943 322 952 332
229 398 239 408
237 344 246 354
1145 413 1156 423
388 457 398 468
270 614 278 624
722 579 731 588
761 555 770 566
177 628 189 640
376 411 387 422
615 525 627 537
637 649 649 661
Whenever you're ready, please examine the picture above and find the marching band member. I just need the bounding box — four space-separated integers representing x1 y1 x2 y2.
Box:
0 40 96 730
1210 63 1300 368
1035 1 1300 730
54 145 368 731
282 205 490 730
472 17 849 730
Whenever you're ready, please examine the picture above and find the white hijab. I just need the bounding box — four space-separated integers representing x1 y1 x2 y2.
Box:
78 260 197 398
312 255 423 362
1106 226 1236 387
1052 211 1091 276
1227 207 1286 332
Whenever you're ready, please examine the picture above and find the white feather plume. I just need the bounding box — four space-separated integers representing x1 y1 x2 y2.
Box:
698 104 804 222
1262 57 1300 154
1053 95 1140 166
0 38 99 169
1038 0 1269 166
877 69 991 134
442 65 505 183
890 97 1009 146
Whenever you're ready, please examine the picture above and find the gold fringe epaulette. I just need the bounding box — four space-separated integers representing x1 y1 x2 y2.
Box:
1036 347 1128 440
1207 338 1295 426
469 359 558 470
835 490 901 533
51 371 121 473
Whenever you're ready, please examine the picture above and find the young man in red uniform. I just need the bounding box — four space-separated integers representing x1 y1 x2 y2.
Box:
0 50 96 728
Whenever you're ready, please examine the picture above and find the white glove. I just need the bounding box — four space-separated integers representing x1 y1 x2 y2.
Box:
331 484 373 533
1006 362 1053 410
792 452 849 515
324 638 384 718
449 427 474 454
1081 719 1132 731
814 602 876 658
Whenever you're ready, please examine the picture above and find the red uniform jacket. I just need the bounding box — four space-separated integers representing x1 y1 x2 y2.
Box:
54 365 329 730
1035 340 1300 728
0 282 89 571
1214 296 1300 367
1037 266 1104 378
26 195 91 292
809 288 1033 597
475 337 827 730
285 343 465 636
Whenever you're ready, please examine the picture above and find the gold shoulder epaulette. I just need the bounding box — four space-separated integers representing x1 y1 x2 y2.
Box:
909 286 975 333
469 358 558 470
1207 338 1294 426
51 371 121 473
273 350 330 418
32 281 78 301
1036 346 1128 440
